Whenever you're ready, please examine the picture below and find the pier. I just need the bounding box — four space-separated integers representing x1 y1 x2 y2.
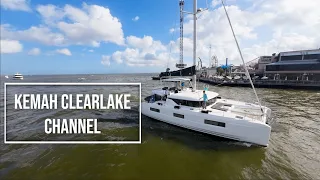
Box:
199 77 320 90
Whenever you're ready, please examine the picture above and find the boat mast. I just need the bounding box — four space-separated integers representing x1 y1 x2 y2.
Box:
209 44 212 67
192 0 197 91
179 0 184 73
181 0 206 90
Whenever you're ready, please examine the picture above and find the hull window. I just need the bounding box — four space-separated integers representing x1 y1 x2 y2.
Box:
204 120 225 127
173 113 184 119
150 107 160 113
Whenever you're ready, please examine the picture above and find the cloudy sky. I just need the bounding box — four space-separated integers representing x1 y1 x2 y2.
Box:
1 0 319 75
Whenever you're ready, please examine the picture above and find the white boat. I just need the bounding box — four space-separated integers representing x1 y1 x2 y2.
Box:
253 76 259 80
12 73 23 80
261 76 268 80
234 75 241 80
141 0 272 146
5 75 9 79
142 78 271 146
226 76 232 80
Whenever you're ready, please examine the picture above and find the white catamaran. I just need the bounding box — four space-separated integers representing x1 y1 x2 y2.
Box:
141 0 273 146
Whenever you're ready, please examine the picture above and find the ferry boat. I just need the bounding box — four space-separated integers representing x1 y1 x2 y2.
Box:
12 73 23 80
142 0 272 146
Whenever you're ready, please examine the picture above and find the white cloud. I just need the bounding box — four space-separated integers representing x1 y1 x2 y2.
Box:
1 24 66 46
0 0 31 12
105 0 320 69
132 16 139 21
56 48 72 56
1 3 125 47
211 0 220 8
55 3 125 46
36 4 65 25
106 35 174 67
101 55 111 66
88 49 94 52
0 39 23 54
28 48 41 55
126 35 166 52
166 0 320 66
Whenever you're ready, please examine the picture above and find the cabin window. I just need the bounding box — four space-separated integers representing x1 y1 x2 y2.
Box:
154 94 163 101
169 98 202 107
150 107 160 113
204 120 225 127
169 98 217 107
173 113 184 119
146 94 164 103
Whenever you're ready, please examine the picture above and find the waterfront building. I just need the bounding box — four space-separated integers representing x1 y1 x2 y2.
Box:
265 49 320 80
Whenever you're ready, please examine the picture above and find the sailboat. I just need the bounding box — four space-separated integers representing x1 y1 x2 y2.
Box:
141 0 272 146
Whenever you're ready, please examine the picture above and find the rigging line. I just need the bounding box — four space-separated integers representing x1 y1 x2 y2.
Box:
220 0 264 113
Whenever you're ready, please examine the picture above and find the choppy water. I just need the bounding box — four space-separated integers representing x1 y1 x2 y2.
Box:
0 74 319 179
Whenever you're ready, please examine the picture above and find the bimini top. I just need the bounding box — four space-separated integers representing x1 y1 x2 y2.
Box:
161 77 191 82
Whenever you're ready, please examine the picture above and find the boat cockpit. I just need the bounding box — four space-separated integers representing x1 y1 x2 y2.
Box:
145 78 220 109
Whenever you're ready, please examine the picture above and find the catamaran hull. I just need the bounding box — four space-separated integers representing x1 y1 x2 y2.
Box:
142 102 271 147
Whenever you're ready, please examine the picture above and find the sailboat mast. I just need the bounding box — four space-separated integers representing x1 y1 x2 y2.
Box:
179 0 184 68
209 44 212 67
192 0 197 91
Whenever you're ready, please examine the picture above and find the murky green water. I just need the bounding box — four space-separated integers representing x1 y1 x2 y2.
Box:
1 74 320 179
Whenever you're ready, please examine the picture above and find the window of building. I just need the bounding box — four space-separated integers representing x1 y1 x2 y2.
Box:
266 63 320 71
281 55 303 61
303 54 320 60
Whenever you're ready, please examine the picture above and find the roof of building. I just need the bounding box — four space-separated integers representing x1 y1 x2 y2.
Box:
280 49 320 56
